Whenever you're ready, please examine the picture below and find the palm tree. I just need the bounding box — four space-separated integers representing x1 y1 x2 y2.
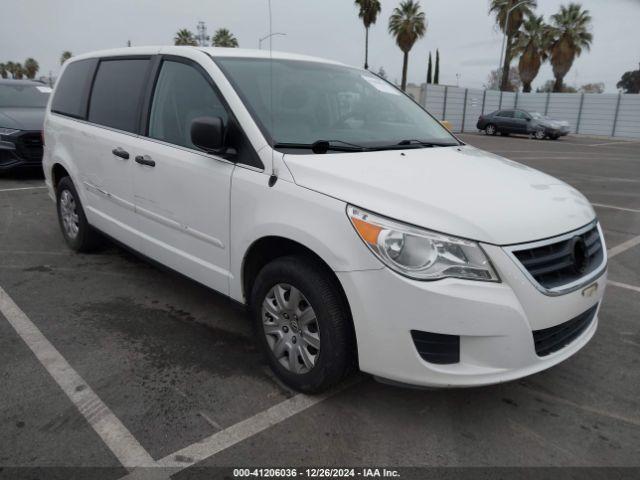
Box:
24 58 40 79
513 13 550 92
60 51 72 65
5 61 16 78
548 3 593 92
489 0 537 91
388 0 427 91
174 29 197 46
212 28 239 48
13 63 24 80
0 63 7 79
354 0 381 70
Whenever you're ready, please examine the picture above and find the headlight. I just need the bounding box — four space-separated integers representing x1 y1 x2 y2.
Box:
0 128 20 137
347 205 499 282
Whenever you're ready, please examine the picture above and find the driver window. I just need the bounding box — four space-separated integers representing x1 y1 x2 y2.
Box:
148 60 228 150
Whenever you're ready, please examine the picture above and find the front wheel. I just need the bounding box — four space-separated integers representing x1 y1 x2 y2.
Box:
485 124 497 136
56 176 101 252
250 255 355 393
534 129 546 140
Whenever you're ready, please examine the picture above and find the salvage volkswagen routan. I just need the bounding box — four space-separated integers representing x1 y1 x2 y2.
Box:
43 47 607 392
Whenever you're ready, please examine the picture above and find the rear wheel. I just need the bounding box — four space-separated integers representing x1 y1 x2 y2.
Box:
250 255 354 393
56 176 101 252
485 124 497 136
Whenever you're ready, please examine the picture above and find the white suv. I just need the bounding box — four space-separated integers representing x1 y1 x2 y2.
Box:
43 47 607 392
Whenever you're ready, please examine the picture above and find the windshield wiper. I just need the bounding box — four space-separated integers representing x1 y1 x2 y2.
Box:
397 139 459 148
273 140 367 154
364 139 460 151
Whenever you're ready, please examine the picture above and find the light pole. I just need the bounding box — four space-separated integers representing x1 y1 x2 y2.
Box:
497 0 528 89
259 32 286 49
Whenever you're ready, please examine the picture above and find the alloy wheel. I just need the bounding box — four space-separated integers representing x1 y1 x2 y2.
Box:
486 125 496 135
535 130 546 140
261 283 320 374
59 189 79 239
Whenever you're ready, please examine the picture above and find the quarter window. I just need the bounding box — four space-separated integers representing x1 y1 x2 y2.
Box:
148 60 228 150
88 59 150 133
51 59 96 118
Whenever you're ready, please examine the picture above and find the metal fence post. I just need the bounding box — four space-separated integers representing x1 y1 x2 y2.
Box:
576 93 585 134
514 91 519 109
461 88 468 133
423 84 428 107
544 91 550 115
481 90 486 115
442 86 448 120
611 93 622 137
498 90 503 110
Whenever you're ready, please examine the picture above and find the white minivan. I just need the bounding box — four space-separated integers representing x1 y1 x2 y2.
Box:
43 47 607 392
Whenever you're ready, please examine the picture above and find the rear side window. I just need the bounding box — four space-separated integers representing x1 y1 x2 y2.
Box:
51 59 96 118
88 59 150 133
148 60 228 149
497 110 514 118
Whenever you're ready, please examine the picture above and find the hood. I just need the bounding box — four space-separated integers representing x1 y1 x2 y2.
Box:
538 118 569 128
0 107 46 131
283 145 595 245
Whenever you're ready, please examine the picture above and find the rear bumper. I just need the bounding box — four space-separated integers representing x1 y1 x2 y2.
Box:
337 242 606 388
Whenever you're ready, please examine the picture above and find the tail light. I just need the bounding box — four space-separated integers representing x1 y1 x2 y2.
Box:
40 130 45 146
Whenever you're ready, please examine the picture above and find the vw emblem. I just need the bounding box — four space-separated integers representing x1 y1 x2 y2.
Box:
569 236 589 275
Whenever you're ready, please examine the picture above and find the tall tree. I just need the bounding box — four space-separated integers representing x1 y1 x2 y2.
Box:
513 13 550 92
0 63 7 79
24 58 39 79
434 49 440 84
490 0 537 91
212 28 239 48
354 0 381 70
426 52 432 84
13 63 24 79
5 61 16 78
60 51 72 65
617 65 640 94
388 0 427 91
174 29 198 46
548 3 592 92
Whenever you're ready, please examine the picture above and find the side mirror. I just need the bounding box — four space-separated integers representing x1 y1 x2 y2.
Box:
190 116 225 153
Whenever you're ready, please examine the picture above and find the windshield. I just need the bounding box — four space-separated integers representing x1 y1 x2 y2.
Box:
530 112 548 120
214 57 458 151
0 84 51 108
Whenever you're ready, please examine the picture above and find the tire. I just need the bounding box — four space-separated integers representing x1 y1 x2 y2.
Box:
485 124 497 136
534 129 546 140
250 255 355 393
56 176 102 252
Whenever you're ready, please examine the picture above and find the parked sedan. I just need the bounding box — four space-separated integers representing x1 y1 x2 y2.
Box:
0 79 51 171
477 109 571 140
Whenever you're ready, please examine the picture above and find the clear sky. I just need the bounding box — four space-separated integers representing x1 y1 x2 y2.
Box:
1 0 639 92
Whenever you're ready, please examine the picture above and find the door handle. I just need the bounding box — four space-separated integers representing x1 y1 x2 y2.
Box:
112 147 129 160
135 155 155 167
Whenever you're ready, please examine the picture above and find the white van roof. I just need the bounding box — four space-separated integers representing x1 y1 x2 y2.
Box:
67 46 348 67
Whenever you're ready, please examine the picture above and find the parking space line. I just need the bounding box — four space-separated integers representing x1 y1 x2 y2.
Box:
593 203 640 214
0 186 47 193
607 280 640 294
121 380 357 479
587 141 640 147
0 285 155 469
608 235 640 258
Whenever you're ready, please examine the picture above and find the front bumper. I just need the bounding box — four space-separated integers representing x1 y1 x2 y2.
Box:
337 242 606 388
0 131 44 170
